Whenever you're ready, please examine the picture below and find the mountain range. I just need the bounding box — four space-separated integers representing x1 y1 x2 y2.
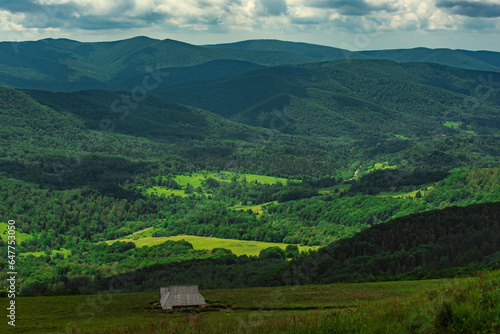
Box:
1 37 499 93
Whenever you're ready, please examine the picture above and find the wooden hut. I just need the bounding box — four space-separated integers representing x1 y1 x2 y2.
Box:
160 285 206 310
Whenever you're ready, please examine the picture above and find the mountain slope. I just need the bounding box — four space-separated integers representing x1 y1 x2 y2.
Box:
22 88 254 141
205 40 500 71
279 201 500 285
155 59 500 139
361 48 500 72
111 59 266 91
204 39 368 61
0 87 356 190
0 37 315 91
3 37 499 93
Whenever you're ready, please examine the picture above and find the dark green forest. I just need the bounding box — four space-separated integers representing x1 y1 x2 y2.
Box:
5 202 499 296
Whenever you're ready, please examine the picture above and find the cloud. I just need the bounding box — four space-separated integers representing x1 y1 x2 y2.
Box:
257 0 288 16
0 0 169 30
436 0 500 18
463 17 497 31
0 0 498 44
309 0 397 16
0 0 43 14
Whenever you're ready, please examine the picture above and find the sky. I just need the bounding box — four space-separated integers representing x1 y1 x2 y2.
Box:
0 0 499 51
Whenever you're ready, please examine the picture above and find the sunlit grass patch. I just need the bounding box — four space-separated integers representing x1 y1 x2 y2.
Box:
21 248 72 258
365 162 398 174
106 234 316 256
378 186 434 198
146 186 188 197
443 121 460 129
0 222 33 244
394 134 410 140
230 201 277 214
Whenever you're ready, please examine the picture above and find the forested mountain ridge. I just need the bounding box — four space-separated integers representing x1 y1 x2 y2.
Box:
110 59 266 91
205 39 500 71
1 86 353 190
1 37 499 93
157 60 500 139
203 39 369 62
0 37 314 91
360 47 500 72
279 201 500 286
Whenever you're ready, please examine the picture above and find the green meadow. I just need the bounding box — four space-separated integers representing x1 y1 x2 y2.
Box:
107 233 316 256
145 171 296 197
229 201 277 214
394 134 410 140
378 186 434 199
171 171 293 188
3 271 497 334
365 162 398 174
0 222 32 244
22 248 72 258
146 187 188 197
443 121 460 129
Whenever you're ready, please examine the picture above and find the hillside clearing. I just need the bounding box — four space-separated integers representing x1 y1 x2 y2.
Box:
107 233 317 256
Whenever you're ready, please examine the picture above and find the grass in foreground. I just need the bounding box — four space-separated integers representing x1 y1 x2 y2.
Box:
2 275 475 334
107 234 317 256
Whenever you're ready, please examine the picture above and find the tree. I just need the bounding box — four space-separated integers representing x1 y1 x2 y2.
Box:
259 247 285 259
285 245 299 258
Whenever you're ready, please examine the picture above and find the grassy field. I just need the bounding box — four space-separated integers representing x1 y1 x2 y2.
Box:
379 186 434 199
145 171 296 198
0 222 33 244
443 121 460 129
3 272 495 334
107 233 317 256
172 172 293 188
365 162 398 174
394 134 410 140
146 187 189 197
22 248 72 258
230 201 277 214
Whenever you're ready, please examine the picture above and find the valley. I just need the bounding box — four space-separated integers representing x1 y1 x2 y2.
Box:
0 36 499 334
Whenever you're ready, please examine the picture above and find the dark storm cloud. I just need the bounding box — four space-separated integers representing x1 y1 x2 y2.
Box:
436 0 500 18
0 0 43 13
463 18 497 30
259 0 288 16
0 0 169 30
310 0 396 16
289 17 322 25
65 15 154 30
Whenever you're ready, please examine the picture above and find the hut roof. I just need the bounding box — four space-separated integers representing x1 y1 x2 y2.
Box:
160 285 206 310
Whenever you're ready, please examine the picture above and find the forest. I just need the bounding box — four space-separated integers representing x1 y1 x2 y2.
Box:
3 201 498 296
0 41 499 300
